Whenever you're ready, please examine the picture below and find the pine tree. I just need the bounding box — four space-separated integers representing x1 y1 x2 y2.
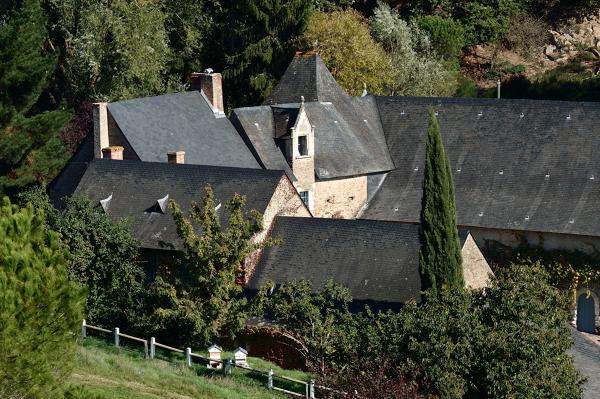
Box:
219 0 313 107
0 197 85 398
419 109 463 296
0 0 71 196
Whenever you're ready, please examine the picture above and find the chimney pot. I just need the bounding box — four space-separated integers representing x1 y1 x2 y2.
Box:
101 146 124 160
190 71 224 113
167 150 185 164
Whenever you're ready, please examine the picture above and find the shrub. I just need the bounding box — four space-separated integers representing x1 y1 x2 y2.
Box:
260 264 584 398
369 3 459 96
398 264 583 398
455 75 478 97
417 15 465 60
18 187 146 332
504 12 549 57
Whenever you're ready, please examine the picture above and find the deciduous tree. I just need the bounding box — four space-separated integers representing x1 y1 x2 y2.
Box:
148 186 277 346
18 187 145 331
301 8 395 96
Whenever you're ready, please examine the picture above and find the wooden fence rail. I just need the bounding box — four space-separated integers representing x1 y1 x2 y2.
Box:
80 320 321 398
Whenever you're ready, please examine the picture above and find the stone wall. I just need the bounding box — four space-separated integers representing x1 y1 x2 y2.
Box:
244 176 311 281
470 226 600 257
313 175 368 219
461 233 493 289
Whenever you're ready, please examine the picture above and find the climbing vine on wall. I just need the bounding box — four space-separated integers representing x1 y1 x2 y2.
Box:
484 235 600 303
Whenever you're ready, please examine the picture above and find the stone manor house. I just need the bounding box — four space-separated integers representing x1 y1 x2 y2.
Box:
50 52 600 330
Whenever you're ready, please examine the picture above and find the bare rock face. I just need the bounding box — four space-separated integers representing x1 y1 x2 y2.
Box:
549 10 600 60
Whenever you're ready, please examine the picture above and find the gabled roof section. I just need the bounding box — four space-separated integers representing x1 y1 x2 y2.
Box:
265 52 349 105
363 96 600 237
72 159 285 249
106 91 260 169
233 98 394 180
230 106 296 180
248 216 470 307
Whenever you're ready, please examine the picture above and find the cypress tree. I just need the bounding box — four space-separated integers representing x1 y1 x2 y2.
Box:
419 108 463 296
0 0 71 195
0 197 85 398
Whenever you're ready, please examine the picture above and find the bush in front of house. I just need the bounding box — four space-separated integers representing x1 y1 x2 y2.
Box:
258 264 584 398
18 187 147 333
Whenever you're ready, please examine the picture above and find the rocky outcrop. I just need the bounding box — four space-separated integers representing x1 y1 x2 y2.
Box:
546 11 600 63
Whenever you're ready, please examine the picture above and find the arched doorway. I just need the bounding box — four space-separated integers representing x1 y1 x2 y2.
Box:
577 294 596 333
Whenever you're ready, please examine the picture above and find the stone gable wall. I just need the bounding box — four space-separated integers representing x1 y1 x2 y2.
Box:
461 233 493 289
313 176 368 219
244 176 311 282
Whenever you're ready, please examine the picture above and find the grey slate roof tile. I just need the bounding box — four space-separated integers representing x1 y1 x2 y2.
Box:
265 52 348 105
72 159 284 249
107 91 260 168
230 106 296 180
243 52 393 179
363 96 600 237
248 216 469 306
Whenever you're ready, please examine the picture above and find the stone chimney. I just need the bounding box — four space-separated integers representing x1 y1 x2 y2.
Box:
93 102 109 158
101 146 124 160
190 69 224 113
167 151 185 164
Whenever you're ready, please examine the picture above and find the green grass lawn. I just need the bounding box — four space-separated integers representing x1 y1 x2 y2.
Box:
67 336 311 399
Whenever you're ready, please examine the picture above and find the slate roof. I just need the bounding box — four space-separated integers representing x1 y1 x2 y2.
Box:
48 133 94 207
107 91 260 168
265 51 348 105
72 159 285 249
230 106 296 179
233 89 394 179
247 216 469 306
362 96 600 237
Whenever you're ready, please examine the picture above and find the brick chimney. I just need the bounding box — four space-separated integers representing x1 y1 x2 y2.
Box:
167 151 185 164
190 69 224 113
101 146 124 160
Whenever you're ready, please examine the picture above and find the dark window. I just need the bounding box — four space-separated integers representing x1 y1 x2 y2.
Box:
298 136 308 156
299 191 310 206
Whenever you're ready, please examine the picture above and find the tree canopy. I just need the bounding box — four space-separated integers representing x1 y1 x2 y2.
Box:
147 186 277 347
300 8 395 96
0 197 85 398
0 0 71 196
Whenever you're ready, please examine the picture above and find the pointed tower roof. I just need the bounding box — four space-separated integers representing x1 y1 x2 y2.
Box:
266 51 348 105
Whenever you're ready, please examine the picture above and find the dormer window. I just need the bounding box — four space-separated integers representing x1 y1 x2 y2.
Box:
298 135 308 156
146 194 169 214
99 193 113 213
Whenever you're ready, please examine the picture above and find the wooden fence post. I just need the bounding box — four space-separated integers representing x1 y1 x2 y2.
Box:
268 368 274 389
223 359 233 375
309 379 315 399
81 320 86 339
185 348 192 367
150 337 155 359
114 327 119 347
143 340 149 359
